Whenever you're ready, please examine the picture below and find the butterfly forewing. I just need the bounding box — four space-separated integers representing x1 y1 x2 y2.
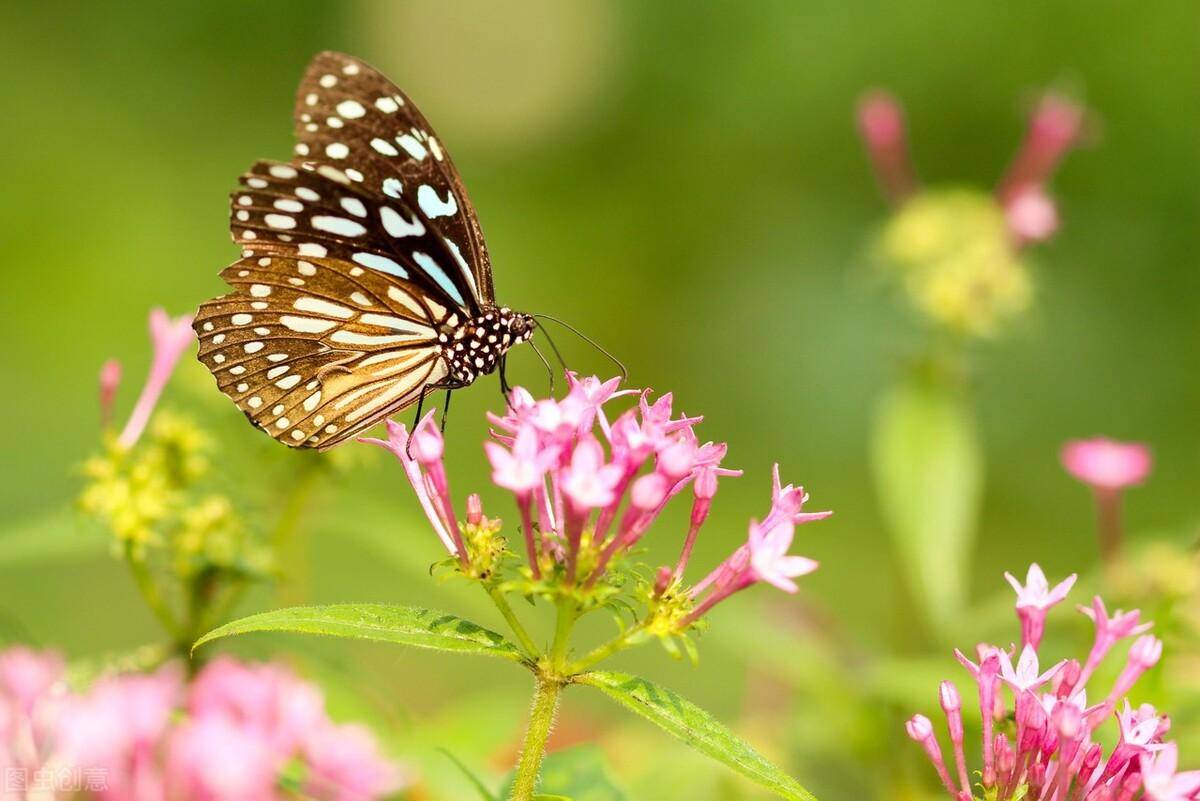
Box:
292 51 494 304
195 51 509 450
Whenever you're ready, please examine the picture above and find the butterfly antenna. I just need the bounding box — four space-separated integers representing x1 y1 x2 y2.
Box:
528 339 556 395
532 314 627 380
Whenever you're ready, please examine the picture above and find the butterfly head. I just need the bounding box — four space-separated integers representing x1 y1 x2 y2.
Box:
442 306 535 385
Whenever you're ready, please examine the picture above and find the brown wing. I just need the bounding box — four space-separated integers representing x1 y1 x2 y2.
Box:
292 50 494 304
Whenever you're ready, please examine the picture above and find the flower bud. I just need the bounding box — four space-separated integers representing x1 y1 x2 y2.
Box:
630 473 668 511
653 566 672 597
939 681 961 713
466 494 483 526
1130 635 1163 668
905 714 933 742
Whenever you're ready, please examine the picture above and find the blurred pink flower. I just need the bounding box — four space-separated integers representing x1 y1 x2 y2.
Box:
168 714 280 801
118 308 196 449
1004 563 1076 649
1062 437 1152 561
999 92 1087 201
1141 743 1200 801
304 723 409 801
1005 186 1060 244
98 359 122 429
856 90 917 204
1062 437 1152 491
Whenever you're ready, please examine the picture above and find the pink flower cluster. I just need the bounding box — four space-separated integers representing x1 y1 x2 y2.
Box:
363 374 829 612
857 89 1086 245
907 563 1195 801
0 648 407 801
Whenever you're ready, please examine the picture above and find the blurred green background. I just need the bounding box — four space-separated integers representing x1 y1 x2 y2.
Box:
1 1 1197 799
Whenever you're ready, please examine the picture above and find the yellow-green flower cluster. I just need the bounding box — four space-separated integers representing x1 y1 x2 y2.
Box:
79 411 261 576
878 188 1032 338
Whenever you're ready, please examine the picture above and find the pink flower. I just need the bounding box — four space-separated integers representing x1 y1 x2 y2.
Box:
561 436 624 512
360 414 468 565
168 714 281 801
188 656 325 760
998 644 1065 694
485 425 560 497
748 519 819 593
908 572 1196 801
1005 186 1059 244
1142 743 1200 801
303 723 409 801
1077 596 1152 687
0 646 64 717
1004 563 1076 649
118 308 196 449
998 92 1086 202
857 90 917 204
99 358 122 429
1062 438 1152 491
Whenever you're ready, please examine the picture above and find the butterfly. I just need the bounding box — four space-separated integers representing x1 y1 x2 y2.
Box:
194 51 534 450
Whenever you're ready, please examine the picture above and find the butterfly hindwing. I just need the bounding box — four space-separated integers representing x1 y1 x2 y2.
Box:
195 249 454 449
292 51 494 305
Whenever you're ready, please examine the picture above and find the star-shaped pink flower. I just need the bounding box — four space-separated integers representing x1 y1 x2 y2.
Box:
1004 563 1076 649
1141 743 1200 801
747 518 819 594
998 644 1065 694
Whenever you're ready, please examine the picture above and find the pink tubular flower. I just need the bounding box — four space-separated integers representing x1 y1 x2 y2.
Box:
117 308 196 450
1062 437 1152 562
360 413 469 566
1005 563 1076 649
0 650 407 801
99 359 122 429
1062 438 1152 491
908 571 1191 801
375 376 829 609
1141 743 1200 801
303 722 409 801
857 90 917 204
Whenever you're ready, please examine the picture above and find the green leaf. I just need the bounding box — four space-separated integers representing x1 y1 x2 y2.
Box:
193 603 525 662
577 671 815 801
501 744 624 801
870 374 982 633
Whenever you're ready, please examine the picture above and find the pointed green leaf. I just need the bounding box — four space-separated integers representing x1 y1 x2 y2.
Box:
577 671 816 801
870 375 982 632
193 604 524 662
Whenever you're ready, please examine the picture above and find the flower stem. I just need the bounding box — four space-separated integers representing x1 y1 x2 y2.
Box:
549 600 578 668
123 541 181 641
566 622 644 674
1095 488 1122 563
509 676 562 801
273 452 324 604
487 586 539 659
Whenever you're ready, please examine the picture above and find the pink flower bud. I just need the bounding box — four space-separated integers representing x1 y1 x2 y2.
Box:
99 359 122 428
466 494 483 526
653 566 672 597
1005 185 1059 244
630 473 668 511
939 680 961 713
856 90 917 203
1130 635 1163 668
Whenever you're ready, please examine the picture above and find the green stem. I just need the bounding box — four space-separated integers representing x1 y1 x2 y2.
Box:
123 542 181 640
549 600 578 669
272 453 324 604
509 676 563 801
566 622 644 675
486 586 539 659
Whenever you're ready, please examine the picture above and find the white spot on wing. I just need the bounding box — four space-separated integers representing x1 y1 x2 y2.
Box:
352 252 408 278
371 138 399 156
336 100 366 119
396 134 428 160
326 142 350 159
312 216 366 237
265 214 296 229
380 206 425 238
382 178 403 198
417 185 458 218
281 315 336 334
340 197 367 217
294 297 355 319
298 243 327 258
375 96 399 113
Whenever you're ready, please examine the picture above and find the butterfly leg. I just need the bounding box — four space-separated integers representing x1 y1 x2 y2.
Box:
440 390 453 433
406 384 433 459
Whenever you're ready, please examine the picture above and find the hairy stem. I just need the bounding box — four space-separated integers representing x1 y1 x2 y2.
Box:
486 585 539 659
549 600 578 668
509 676 563 801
